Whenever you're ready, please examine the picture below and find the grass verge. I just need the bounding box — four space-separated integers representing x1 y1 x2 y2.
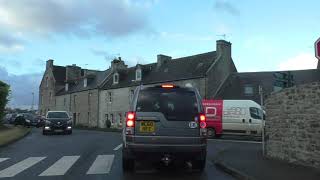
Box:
0 126 31 147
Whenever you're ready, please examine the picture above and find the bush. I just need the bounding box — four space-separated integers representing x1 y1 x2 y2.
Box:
0 81 10 124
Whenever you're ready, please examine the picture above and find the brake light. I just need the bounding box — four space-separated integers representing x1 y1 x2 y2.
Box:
161 84 174 88
199 113 206 128
200 114 206 122
126 112 135 127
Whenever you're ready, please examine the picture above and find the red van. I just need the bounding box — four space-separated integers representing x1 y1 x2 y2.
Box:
202 99 223 138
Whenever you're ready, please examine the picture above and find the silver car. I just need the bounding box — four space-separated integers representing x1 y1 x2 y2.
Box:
122 84 207 172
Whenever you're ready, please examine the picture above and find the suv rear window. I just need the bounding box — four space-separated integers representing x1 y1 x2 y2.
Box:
136 88 199 121
47 112 69 119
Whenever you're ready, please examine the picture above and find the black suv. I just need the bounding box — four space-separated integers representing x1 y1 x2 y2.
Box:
122 84 207 172
43 111 73 135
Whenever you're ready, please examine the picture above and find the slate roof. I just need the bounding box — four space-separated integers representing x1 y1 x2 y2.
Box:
101 51 217 89
215 69 320 103
52 66 66 84
55 69 111 95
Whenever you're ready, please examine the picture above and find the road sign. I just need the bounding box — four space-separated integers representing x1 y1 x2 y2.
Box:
315 38 320 60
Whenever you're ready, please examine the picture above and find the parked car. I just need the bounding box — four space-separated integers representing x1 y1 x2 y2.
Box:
14 114 29 127
43 111 73 135
202 100 265 138
35 115 45 128
122 84 207 172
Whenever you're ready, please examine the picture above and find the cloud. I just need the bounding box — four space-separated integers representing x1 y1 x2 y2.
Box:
0 0 151 39
277 53 318 71
214 0 240 16
0 66 42 109
0 31 25 53
160 32 214 41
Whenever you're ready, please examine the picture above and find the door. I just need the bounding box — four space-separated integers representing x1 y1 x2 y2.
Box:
248 107 263 135
73 113 77 125
222 106 248 135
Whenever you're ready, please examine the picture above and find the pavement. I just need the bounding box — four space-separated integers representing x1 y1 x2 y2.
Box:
210 138 320 180
0 128 235 180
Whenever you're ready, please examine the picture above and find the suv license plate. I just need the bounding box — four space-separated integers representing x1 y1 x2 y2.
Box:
139 121 155 133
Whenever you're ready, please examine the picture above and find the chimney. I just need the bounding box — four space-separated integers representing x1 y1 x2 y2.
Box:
111 57 127 72
216 40 231 60
157 54 172 67
66 64 81 82
46 59 54 69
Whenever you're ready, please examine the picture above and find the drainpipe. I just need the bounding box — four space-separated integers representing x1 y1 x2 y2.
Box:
97 89 100 128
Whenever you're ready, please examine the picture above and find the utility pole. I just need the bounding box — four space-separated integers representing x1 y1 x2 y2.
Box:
259 85 265 156
31 92 35 111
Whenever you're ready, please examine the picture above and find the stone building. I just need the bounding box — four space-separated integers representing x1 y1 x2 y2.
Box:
39 40 320 128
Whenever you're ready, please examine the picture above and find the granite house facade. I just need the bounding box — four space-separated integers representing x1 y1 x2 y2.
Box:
39 40 320 128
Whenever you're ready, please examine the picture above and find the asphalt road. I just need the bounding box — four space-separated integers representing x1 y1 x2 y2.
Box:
0 128 236 180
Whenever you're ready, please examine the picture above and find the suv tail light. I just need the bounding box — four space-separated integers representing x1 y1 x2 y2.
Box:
125 112 135 135
126 112 135 127
199 113 207 137
199 113 206 128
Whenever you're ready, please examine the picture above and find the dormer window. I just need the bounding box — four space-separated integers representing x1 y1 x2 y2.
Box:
113 73 119 84
65 83 69 91
84 78 87 88
136 68 142 81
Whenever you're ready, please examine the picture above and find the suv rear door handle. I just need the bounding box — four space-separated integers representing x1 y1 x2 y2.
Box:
242 119 245 123
249 119 252 123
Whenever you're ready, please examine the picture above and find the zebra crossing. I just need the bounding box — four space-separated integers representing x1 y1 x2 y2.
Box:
0 155 115 178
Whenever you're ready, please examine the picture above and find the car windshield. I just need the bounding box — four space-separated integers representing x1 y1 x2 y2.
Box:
47 112 69 119
136 88 199 121
250 107 263 120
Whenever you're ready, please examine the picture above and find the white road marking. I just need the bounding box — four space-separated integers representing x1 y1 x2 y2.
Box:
39 156 80 176
0 158 9 163
208 139 262 144
86 155 114 175
113 144 123 151
0 157 46 178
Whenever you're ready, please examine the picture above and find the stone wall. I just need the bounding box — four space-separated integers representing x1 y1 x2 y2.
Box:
265 82 320 169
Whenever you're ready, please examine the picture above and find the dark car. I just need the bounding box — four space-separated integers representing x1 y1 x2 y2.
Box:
14 113 37 127
122 84 207 172
43 111 72 135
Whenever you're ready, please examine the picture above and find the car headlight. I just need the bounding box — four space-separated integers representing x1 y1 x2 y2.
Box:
25 119 30 123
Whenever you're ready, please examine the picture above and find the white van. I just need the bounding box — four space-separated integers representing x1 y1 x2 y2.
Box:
222 100 264 136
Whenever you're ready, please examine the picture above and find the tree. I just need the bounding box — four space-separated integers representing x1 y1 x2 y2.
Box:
0 81 10 124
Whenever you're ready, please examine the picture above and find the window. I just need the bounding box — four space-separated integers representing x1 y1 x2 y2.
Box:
49 92 52 103
244 85 254 95
46 77 48 87
84 78 87 88
130 90 134 102
119 113 122 124
113 73 119 84
65 83 69 91
109 92 112 103
74 95 77 108
250 107 263 120
111 114 114 124
136 69 142 81
136 88 198 121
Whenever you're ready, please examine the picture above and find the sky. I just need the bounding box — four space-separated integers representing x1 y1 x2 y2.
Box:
0 0 319 108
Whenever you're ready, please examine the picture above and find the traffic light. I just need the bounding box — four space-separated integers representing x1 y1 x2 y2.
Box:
273 71 294 90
